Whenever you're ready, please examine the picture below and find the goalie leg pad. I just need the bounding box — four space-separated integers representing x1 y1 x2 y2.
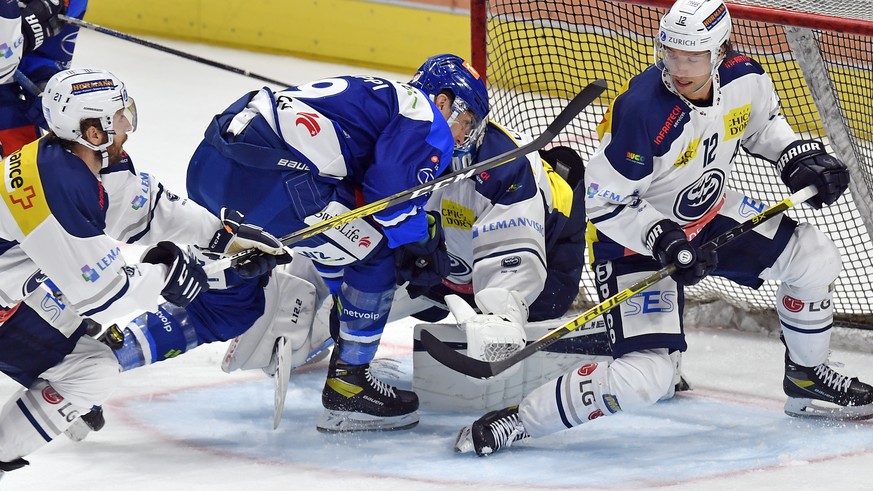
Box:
412 316 612 413
222 264 331 373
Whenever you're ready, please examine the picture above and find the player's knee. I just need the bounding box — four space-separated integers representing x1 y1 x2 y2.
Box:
44 340 121 407
609 349 674 410
776 223 841 292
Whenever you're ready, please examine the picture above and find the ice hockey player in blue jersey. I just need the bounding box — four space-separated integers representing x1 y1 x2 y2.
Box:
455 0 872 457
1 0 87 158
184 63 477 432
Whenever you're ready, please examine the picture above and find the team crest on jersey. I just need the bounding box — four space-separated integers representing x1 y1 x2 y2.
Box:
673 138 700 167
724 105 751 141
448 251 472 277
673 169 725 221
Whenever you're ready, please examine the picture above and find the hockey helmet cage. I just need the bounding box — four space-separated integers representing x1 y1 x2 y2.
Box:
410 54 489 170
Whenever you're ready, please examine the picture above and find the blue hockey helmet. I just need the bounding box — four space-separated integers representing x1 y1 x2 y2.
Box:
410 54 489 170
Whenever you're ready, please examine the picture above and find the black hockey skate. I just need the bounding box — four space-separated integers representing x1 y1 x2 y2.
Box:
317 351 419 432
64 406 106 442
454 406 530 456
0 457 28 481
783 354 873 420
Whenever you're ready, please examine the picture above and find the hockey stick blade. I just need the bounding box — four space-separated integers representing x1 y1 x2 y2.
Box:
422 184 818 378
205 79 607 275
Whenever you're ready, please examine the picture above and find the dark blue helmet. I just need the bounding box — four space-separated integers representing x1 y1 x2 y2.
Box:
410 54 489 170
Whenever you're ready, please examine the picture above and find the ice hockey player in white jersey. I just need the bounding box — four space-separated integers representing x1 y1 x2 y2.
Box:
455 0 871 456
0 68 231 475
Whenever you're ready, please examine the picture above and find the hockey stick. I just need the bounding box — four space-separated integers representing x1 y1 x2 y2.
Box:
59 15 294 87
203 79 608 275
420 184 819 379
13 70 42 97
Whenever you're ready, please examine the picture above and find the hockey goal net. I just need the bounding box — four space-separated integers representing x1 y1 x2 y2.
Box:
471 0 873 333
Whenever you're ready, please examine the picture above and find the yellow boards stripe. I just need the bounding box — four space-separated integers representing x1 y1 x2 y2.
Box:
2 142 51 236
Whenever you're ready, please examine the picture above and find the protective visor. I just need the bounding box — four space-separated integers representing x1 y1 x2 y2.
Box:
655 46 719 78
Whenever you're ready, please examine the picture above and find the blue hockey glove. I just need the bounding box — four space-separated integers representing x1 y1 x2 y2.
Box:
20 0 66 52
142 242 209 307
209 208 291 278
395 211 450 287
646 219 717 287
777 140 849 209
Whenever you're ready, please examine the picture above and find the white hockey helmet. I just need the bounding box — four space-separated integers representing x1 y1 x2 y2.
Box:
42 68 137 160
655 0 732 78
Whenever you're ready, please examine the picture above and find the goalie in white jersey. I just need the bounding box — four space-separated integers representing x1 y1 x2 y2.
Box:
456 0 872 456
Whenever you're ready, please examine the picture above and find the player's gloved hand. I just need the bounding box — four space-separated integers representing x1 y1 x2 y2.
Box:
209 208 291 278
646 219 717 287
447 288 527 362
141 242 209 307
394 211 450 287
777 140 849 209
19 0 67 52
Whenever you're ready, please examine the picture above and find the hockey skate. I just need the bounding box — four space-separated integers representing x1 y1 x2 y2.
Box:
64 406 106 442
454 406 530 456
317 351 419 432
783 354 873 420
0 458 29 481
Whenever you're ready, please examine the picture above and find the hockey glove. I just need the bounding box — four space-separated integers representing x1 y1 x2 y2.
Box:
646 219 717 287
777 140 849 209
209 208 291 278
142 242 209 307
394 211 450 287
19 0 67 53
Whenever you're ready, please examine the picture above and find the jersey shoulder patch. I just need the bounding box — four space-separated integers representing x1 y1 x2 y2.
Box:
611 68 691 155
36 139 108 238
719 52 766 86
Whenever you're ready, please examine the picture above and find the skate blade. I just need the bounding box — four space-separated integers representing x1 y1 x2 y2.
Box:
316 409 419 433
453 425 475 453
784 397 873 421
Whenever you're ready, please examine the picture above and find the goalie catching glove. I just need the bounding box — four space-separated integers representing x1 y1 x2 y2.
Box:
777 140 849 209
209 208 291 278
446 288 528 377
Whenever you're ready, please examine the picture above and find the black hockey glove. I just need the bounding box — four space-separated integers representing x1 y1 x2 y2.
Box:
142 241 209 307
646 219 717 287
777 140 849 209
395 211 450 287
19 0 67 53
209 208 291 279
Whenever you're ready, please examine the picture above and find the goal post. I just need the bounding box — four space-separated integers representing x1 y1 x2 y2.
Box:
470 0 873 330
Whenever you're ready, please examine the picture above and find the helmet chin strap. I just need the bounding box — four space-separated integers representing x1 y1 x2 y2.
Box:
76 132 115 169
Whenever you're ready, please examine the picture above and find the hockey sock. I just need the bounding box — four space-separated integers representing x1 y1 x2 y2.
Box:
0 380 88 462
111 304 198 370
519 349 674 438
777 282 833 367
